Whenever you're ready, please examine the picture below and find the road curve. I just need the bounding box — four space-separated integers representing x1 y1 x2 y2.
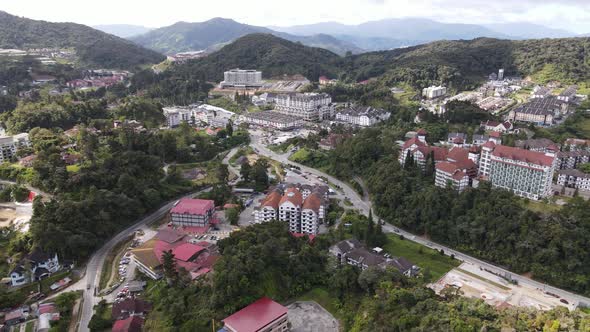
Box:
250 133 590 308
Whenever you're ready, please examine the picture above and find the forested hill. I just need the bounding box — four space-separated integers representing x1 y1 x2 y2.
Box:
0 11 165 69
175 33 342 81
344 37 590 90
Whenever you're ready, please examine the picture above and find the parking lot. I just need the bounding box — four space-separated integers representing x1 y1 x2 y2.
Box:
430 262 576 311
287 301 338 332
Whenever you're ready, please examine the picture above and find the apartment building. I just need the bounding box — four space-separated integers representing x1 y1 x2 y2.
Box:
398 130 447 169
239 111 304 130
254 185 328 235
220 69 263 88
435 162 470 191
557 169 590 192
170 198 216 228
556 150 590 170
564 138 590 151
488 145 555 200
274 93 332 121
422 86 447 99
507 96 567 126
0 133 30 164
335 106 391 127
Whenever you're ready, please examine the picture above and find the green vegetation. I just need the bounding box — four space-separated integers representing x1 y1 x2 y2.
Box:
24 320 34 332
49 291 81 332
88 300 113 332
0 11 164 69
383 234 459 281
98 236 132 291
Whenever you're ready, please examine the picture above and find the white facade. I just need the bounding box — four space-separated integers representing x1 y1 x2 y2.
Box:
335 106 391 127
163 104 234 128
557 170 590 191
239 111 304 130
220 69 263 88
422 86 447 99
274 93 332 121
279 200 301 233
0 133 30 164
435 167 469 192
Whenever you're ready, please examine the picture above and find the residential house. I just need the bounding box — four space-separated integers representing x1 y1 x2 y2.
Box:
112 316 144 332
480 120 513 133
9 249 60 286
112 298 151 320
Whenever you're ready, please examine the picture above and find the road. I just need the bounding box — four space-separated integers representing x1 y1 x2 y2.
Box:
222 148 241 184
75 187 211 332
250 132 590 309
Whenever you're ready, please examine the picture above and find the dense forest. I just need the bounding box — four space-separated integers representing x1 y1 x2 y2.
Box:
0 11 165 69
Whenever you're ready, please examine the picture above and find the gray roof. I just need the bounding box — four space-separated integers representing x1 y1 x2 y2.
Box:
558 169 590 178
346 248 385 266
333 239 362 254
385 257 415 273
336 106 389 117
515 138 557 150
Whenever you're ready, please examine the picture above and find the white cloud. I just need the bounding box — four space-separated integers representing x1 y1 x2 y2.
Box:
2 0 589 33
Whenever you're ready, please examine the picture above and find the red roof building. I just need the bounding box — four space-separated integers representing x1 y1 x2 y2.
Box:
112 316 144 332
223 297 289 332
170 198 215 228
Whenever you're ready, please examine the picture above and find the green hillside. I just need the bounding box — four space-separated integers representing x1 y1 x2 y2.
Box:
0 11 165 69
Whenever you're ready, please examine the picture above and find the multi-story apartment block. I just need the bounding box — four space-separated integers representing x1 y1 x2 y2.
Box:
163 106 208 127
422 86 447 99
170 198 216 228
399 130 448 169
254 185 328 235
435 162 470 191
274 93 332 121
0 133 30 164
557 169 590 192
556 151 590 170
220 69 263 89
478 141 495 177
239 111 304 130
507 96 568 127
488 145 555 200
515 138 560 153
564 138 590 151
334 106 391 127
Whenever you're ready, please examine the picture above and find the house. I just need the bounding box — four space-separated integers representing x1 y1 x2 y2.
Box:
447 133 467 145
515 138 559 153
3 308 25 325
9 249 60 286
334 106 391 127
472 134 489 146
112 316 144 332
112 298 151 320
170 198 216 228
222 297 289 332
37 303 60 332
318 133 349 150
480 120 513 133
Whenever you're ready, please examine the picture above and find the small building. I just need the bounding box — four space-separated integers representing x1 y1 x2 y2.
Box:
112 316 144 332
3 309 25 326
112 298 151 320
222 297 289 332
557 169 590 192
334 106 391 127
422 86 447 99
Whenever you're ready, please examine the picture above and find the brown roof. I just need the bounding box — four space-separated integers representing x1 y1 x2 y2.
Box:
302 193 322 212
279 187 303 206
131 239 161 270
402 136 427 150
112 298 152 320
492 145 554 167
260 190 282 209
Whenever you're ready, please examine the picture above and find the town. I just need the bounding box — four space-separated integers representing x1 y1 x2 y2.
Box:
0 4 590 332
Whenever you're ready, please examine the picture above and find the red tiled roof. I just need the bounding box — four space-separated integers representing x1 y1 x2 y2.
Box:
452 170 469 181
171 198 214 216
417 129 427 135
291 232 316 243
482 120 501 127
38 304 58 315
172 243 205 262
482 141 496 149
112 316 143 332
436 161 460 174
447 147 469 162
279 187 303 207
223 297 288 332
260 190 282 209
402 136 427 150
489 131 501 138
492 145 554 167
302 193 322 212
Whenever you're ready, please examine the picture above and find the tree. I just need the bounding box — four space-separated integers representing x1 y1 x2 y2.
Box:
250 160 269 191
162 250 177 285
226 120 234 137
225 207 240 225
365 210 374 247
216 164 229 184
240 162 251 182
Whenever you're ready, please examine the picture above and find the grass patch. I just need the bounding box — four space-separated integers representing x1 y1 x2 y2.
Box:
66 164 81 173
456 268 511 291
143 309 173 332
383 234 460 282
99 236 133 291
521 200 561 214
24 320 34 332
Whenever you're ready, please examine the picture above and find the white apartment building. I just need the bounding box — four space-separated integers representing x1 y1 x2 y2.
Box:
0 133 30 164
274 93 332 121
239 111 304 130
488 145 555 200
422 86 447 99
279 188 303 233
557 169 590 192
435 161 470 191
220 69 263 88
334 106 391 127
163 105 208 127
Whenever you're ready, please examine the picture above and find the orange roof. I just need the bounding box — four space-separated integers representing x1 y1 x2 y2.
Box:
302 193 322 212
260 190 282 209
492 145 554 167
402 136 427 150
279 187 303 206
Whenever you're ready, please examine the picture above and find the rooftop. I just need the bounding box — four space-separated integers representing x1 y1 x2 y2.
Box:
492 145 555 167
223 297 288 332
171 198 215 216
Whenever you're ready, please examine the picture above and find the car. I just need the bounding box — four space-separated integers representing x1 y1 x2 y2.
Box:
560 299 569 304
86 284 91 290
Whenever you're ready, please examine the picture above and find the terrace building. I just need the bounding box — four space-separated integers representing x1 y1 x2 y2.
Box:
515 138 560 153
507 97 568 126
334 106 391 127
564 138 590 151
557 169 590 192
239 111 304 130
274 93 332 121
556 150 590 170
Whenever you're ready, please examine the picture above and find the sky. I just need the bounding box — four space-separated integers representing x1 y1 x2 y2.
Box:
2 0 590 33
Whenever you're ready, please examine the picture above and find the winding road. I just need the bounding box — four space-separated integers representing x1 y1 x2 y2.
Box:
249 131 590 309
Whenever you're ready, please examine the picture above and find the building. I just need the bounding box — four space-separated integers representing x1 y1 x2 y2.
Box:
329 239 419 276
254 185 328 235
557 169 590 191
112 298 151 320
398 130 449 170
508 97 568 126
435 162 470 191
318 133 350 150
422 86 447 99
220 69 263 89
488 145 556 200
0 133 30 164
222 297 289 332
112 316 144 332
556 150 590 170
170 198 216 228
558 85 577 103
9 249 60 286
480 120 513 133
564 138 590 151
472 134 489 146
251 92 277 106
515 138 559 153
334 106 391 127
163 104 234 128
239 111 304 130
274 93 332 121
447 133 467 145
531 86 552 99
498 69 504 81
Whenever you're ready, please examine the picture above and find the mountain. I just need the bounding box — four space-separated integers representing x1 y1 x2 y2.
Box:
93 24 152 38
483 23 574 39
130 18 360 55
0 11 164 69
168 33 341 81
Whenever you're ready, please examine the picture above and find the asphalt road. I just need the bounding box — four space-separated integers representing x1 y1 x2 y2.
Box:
76 188 211 332
250 132 590 309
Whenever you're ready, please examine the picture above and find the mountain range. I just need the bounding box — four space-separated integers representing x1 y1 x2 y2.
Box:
0 11 164 69
129 17 580 55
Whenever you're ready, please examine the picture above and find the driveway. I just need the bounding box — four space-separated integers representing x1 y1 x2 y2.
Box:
287 301 338 332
